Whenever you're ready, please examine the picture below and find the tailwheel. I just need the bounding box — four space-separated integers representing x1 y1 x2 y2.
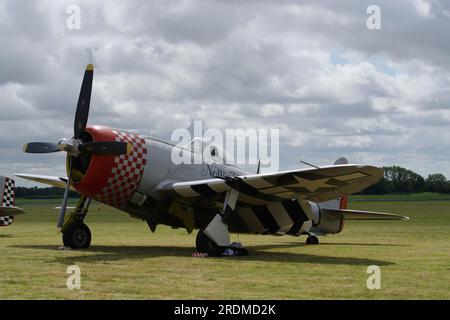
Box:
306 235 319 245
63 222 92 249
195 230 223 257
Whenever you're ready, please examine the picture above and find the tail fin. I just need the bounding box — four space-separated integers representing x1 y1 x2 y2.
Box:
0 176 24 227
1 176 16 207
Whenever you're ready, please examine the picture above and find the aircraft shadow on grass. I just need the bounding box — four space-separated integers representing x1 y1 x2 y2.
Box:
12 242 400 266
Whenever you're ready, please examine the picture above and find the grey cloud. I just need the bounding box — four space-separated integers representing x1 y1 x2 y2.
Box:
1 0 450 185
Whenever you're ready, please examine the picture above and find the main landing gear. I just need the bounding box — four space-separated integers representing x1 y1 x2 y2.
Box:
61 196 92 249
196 181 249 257
63 222 91 249
196 229 249 257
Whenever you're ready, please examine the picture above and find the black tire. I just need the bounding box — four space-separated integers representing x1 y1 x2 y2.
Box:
63 222 92 249
195 230 223 257
306 235 319 245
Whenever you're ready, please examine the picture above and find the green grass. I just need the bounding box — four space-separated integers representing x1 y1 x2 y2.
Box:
350 192 450 201
1 197 450 299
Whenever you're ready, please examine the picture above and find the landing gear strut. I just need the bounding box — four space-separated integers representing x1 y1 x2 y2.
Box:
61 196 92 249
196 181 249 256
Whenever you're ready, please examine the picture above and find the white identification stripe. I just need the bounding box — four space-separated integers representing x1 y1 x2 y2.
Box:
266 202 295 233
299 201 315 220
225 189 239 210
175 186 202 197
237 207 265 233
298 220 312 234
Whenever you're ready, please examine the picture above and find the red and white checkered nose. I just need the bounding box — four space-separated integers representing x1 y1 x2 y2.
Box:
72 126 148 208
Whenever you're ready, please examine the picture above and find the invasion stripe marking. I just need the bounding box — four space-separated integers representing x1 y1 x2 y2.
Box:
191 184 218 197
225 180 279 202
266 202 294 233
252 206 280 233
282 200 308 235
237 207 266 233
175 187 202 198
227 209 251 233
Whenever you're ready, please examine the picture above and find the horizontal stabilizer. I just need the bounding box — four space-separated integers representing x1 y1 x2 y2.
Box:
0 206 25 216
15 173 74 190
322 208 409 221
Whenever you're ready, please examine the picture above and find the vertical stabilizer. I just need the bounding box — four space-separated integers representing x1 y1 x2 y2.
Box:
0 176 23 226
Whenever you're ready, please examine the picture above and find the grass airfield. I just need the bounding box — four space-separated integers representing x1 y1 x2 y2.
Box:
1 195 450 299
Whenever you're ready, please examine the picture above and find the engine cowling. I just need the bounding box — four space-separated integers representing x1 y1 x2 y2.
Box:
70 125 148 208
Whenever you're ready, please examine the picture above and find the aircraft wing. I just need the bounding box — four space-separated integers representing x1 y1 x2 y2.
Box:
15 173 75 191
166 164 383 205
322 208 409 220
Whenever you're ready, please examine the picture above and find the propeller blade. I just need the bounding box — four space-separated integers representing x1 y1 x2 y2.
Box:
79 141 132 156
57 158 73 229
74 64 94 139
23 142 60 153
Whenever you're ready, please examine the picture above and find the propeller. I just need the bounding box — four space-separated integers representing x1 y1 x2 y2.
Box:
23 64 131 229
23 142 59 153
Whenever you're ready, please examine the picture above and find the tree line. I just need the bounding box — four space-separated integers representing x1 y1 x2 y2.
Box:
361 166 450 194
15 186 79 199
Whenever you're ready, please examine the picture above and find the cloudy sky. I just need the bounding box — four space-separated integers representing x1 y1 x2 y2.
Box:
1 0 450 186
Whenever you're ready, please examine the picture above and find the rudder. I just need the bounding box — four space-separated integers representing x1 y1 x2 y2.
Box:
0 176 23 226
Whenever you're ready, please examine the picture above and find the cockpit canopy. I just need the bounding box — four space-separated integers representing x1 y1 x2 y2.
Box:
185 137 229 162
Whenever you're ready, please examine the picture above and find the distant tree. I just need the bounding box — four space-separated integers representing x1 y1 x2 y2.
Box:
362 165 425 194
15 186 79 199
425 173 449 193
383 166 424 193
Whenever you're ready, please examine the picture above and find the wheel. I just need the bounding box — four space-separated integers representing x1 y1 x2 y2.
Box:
63 222 92 249
196 230 223 257
306 235 319 245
